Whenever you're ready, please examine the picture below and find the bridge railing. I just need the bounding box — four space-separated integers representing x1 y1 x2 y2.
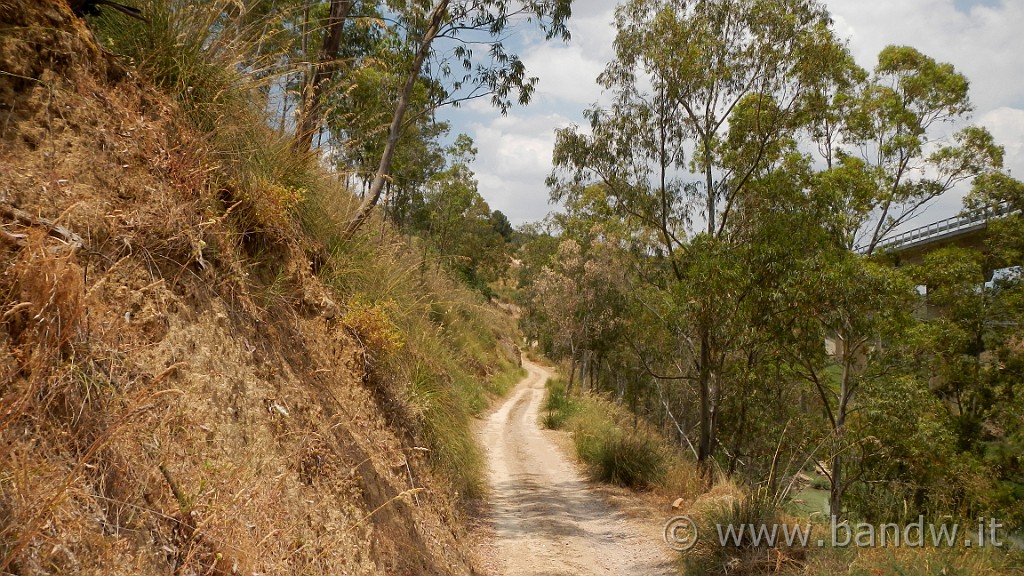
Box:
862 201 1015 253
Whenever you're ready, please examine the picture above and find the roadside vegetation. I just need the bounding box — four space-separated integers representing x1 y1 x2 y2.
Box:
4 0 1023 574
0 0 549 572
522 0 1024 574
89 0 532 501
543 378 703 497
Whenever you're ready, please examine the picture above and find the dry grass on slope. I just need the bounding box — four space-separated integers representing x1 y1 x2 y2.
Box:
0 3 500 574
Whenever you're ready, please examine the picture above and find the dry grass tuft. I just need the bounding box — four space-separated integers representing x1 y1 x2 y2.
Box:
10 231 83 358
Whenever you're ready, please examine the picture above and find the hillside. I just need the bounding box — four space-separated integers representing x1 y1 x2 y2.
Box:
0 2 517 574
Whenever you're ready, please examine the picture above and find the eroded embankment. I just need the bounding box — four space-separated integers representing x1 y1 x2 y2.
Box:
0 3 486 574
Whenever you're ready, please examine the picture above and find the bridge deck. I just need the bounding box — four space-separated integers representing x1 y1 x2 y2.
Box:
862 202 1015 254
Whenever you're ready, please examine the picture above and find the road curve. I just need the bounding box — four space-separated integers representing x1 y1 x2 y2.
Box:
477 359 676 576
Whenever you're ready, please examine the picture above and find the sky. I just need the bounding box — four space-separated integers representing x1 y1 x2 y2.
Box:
437 0 1024 229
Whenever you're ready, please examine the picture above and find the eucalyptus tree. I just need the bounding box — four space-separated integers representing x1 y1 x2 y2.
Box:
416 135 499 283
808 45 1004 253
550 0 848 468
605 0 842 237
838 244 1024 527
900 174 1024 527
798 45 1006 518
422 134 479 257
287 0 573 236
294 0 356 151
527 239 589 383
327 50 450 225
965 171 1024 265
526 234 629 392
549 82 690 278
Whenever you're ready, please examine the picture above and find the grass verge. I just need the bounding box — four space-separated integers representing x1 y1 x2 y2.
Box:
541 378 701 493
540 377 1023 575
487 365 527 398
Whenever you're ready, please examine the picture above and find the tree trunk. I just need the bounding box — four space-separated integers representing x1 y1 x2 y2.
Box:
829 451 843 520
343 0 449 239
579 351 588 393
830 354 853 520
698 327 714 466
293 0 353 153
698 132 717 473
704 137 715 236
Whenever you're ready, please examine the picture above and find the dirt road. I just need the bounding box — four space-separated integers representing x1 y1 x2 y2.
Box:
476 360 677 575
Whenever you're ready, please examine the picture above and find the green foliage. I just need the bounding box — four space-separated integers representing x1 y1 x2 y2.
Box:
839 45 1002 253
407 361 484 499
487 365 527 398
875 247 1024 529
301 194 520 498
526 2 1024 569
575 424 667 489
417 134 511 290
967 172 1024 266
541 378 579 430
329 34 449 200
543 378 696 491
568 397 667 490
843 373 956 523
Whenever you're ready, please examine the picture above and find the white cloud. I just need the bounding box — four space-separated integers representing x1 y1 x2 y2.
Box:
464 112 576 224
825 0 1024 112
564 1 620 64
522 43 606 106
980 107 1024 178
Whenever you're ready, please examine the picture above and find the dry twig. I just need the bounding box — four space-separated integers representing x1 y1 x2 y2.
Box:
0 203 85 249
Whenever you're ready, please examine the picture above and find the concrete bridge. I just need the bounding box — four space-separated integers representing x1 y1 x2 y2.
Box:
862 201 1016 266
825 202 1018 354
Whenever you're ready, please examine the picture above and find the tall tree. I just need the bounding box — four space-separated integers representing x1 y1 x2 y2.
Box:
293 0 573 238
799 46 1004 518
605 0 840 237
294 0 354 151
819 44 1003 251
551 0 847 467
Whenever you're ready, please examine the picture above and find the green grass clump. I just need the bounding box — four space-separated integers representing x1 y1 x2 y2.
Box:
680 485 1024 575
407 362 483 499
487 364 526 398
682 487 783 575
542 378 704 491
542 378 579 429
577 427 667 489
565 396 667 490
543 377 706 496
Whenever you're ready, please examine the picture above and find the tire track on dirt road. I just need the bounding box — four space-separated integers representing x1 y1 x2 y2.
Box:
476 360 677 575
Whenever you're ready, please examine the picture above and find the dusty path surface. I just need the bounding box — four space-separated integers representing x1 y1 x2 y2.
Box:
476 360 677 575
